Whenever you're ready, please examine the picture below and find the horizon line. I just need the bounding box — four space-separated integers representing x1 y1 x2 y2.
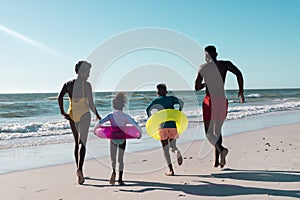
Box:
0 87 299 95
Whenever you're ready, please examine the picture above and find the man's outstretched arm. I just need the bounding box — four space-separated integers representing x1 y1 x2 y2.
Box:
228 62 245 103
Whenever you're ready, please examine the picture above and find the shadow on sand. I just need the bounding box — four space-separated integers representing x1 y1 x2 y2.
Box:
84 169 300 198
208 168 300 182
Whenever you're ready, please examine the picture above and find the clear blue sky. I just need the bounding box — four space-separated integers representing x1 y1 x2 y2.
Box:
0 0 299 93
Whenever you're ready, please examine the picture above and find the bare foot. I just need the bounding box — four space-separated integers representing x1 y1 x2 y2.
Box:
118 180 125 186
220 148 228 168
177 151 183 166
165 171 174 176
214 160 220 168
76 170 85 185
214 147 220 167
109 172 116 185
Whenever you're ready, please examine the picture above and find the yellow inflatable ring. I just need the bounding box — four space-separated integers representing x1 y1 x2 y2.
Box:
146 109 188 140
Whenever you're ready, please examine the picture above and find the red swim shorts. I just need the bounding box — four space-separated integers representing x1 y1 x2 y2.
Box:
202 95 228 121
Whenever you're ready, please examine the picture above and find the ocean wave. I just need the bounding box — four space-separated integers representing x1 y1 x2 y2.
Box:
130 100 300 123
44 96 58 100
227 100 300 120
0 135 74 150
0 123 42 133
1 98 300 142
128 93 147 97
180 100 300 121
104 94 115 98
0 121 71 140
95 99 110 106
0 112 28 118
131 96 153 102
245 93 261 98
0 100 58 118
0 109 51 118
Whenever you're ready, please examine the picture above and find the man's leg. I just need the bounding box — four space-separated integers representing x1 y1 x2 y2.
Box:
204 120 222 151
204 120 225 167
215 120 228 168
214 146 220 167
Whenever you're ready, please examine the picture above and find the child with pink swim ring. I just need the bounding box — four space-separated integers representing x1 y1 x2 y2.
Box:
94 92 141 185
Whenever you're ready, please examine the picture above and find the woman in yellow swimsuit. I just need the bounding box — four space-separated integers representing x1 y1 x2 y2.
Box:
58 61 101 185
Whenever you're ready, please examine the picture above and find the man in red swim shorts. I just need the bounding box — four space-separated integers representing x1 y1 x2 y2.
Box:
195 45 245 168
202 94 228 122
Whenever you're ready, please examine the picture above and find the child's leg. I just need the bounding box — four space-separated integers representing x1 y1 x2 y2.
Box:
118 171 125 185
118 141 126 184
170 139 183 166
109 141 117 185
161 139 174 175
169 139 178 152
110 141 117 170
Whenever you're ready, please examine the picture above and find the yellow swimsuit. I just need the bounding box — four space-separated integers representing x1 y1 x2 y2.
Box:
67 82 89 122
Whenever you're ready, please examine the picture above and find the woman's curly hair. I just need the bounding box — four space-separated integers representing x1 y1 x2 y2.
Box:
75 60 91 74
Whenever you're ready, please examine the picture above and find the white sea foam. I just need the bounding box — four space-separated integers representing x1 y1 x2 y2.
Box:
1 100 299 141
227 100 300 120
246 93 261 98
0 120 70 140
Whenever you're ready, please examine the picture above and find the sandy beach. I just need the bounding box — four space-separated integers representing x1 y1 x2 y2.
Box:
1 123 299 200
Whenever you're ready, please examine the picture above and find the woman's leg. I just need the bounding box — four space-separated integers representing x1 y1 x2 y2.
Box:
69 120 79 168
77 113 91 171
72 113 90 185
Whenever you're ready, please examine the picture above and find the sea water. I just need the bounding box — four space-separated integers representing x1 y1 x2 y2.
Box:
0 89 300 174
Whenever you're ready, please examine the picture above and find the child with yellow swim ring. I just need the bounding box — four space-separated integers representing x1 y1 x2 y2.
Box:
146 84 184 176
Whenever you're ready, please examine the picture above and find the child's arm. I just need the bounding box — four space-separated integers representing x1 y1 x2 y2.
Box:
173 96 184 111
93 114 111 133
97 115 111 124
178 98 184 111
126 114 143 135
146 101 155 117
